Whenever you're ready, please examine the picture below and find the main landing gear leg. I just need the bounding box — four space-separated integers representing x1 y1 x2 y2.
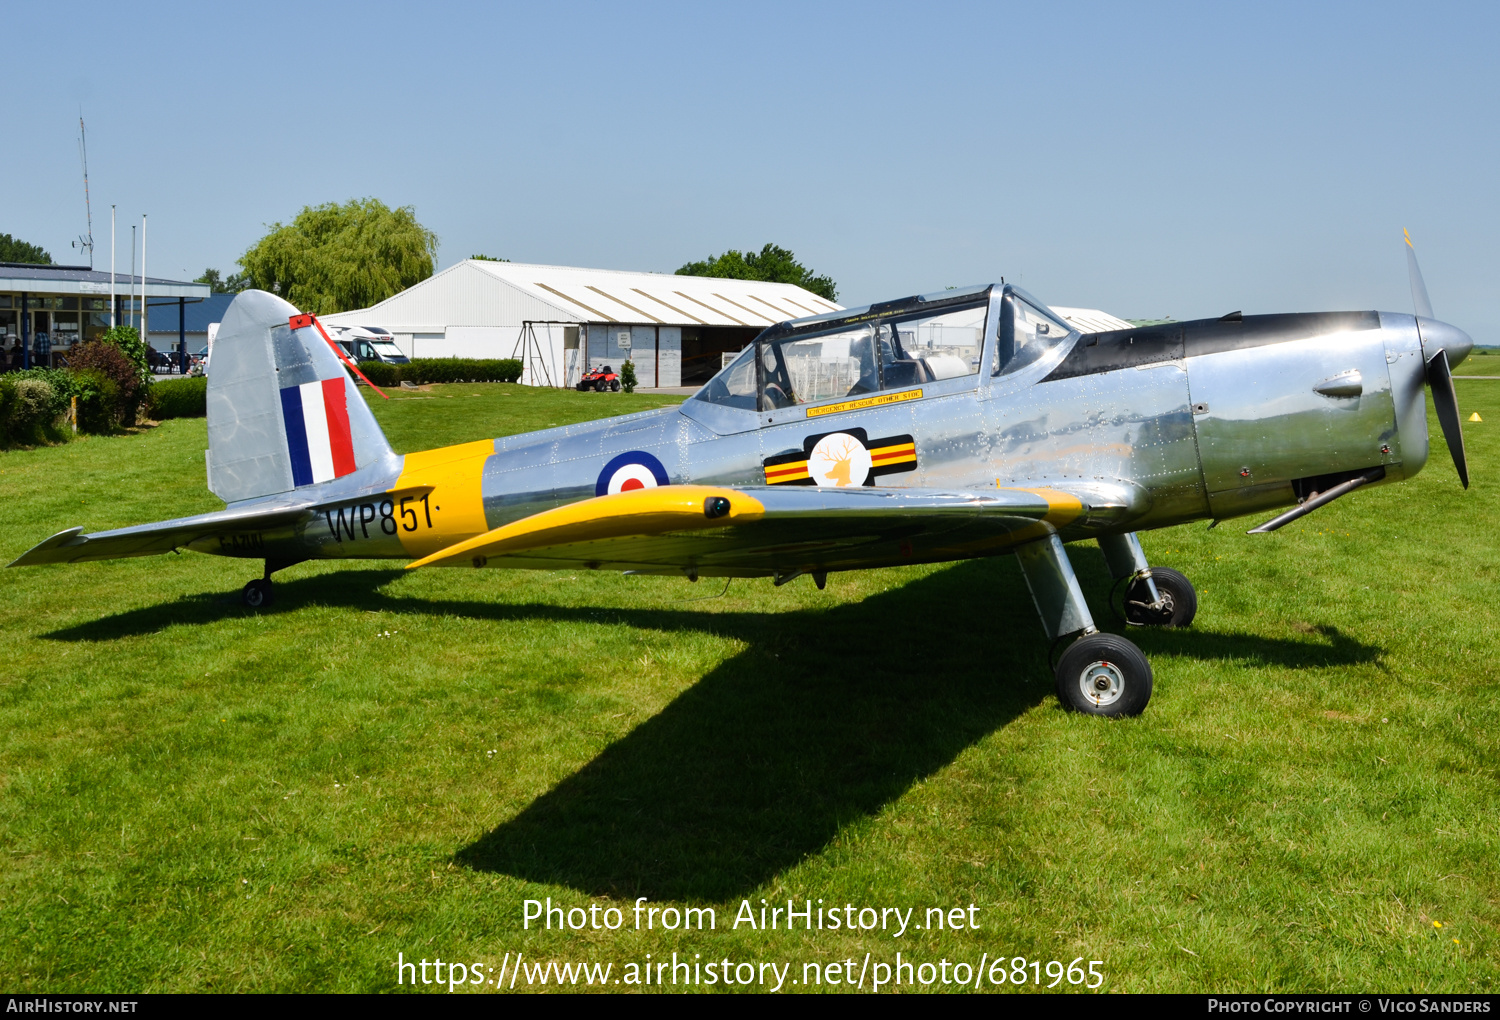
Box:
1097 532 1197 628
1016 533 1153 717
241 557 305 609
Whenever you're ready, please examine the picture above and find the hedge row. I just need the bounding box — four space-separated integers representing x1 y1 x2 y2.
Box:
142 363 513 419
354 358 523 388
3 355 524 447
146 376 207 420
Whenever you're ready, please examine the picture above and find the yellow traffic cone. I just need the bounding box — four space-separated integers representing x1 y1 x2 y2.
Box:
1469 412 1483 422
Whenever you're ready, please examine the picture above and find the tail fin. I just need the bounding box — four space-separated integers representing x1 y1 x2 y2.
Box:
206 290 397 504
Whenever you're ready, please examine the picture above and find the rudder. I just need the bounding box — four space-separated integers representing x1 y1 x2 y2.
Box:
206 290 396 503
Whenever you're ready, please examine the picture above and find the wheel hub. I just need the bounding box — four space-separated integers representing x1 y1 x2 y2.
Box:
1078 660 1125 707
1127 588 1174 625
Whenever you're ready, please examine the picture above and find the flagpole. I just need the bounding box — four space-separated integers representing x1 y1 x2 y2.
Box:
141 215 148 349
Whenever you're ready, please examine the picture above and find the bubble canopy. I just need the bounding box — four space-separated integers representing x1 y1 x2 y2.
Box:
693 284 1074 412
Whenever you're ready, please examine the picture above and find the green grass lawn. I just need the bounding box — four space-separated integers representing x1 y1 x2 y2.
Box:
1451 350 1499 375
1 382 1496 993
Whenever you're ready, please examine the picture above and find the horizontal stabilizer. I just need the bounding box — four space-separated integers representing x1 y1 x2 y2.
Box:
8 485 435 567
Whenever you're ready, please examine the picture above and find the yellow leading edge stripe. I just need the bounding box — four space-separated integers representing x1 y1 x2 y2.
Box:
998 485 1084 522
405 485 765 569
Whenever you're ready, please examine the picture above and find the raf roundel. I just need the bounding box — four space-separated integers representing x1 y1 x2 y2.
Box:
596 451 671 497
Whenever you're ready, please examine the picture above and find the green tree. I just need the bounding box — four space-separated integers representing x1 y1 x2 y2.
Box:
96 325 153 387
469 254 509 262
0 233 52 264
676 243 836 301
239 198 438 314
194 268 251 294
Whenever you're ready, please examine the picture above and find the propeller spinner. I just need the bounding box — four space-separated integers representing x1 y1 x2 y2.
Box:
1406 229 1472 489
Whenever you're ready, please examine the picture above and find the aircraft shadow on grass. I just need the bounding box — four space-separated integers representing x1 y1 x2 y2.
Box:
42 556 1383 900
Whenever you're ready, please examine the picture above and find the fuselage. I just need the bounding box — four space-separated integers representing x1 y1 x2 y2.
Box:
190 289 1469 572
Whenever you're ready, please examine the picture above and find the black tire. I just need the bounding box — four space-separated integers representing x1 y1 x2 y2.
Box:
610 380 621 392
242 578 273 609
1123 566 1196 628
594 380 608 392
1054 632 1152 717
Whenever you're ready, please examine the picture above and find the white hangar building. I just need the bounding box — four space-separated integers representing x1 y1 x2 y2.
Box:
322 260 843 388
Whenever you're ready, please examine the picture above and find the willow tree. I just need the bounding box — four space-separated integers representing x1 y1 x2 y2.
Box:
238 199 438 313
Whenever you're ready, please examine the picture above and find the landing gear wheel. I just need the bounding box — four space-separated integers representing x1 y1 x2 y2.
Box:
1123 566 1197 628
1055 632 1152 717
242 578 273 609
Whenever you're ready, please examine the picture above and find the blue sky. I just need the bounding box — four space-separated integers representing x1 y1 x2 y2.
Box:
5 2 1496 335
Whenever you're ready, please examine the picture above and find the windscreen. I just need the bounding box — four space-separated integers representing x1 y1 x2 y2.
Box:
995 296 1074 375
694 344 760 409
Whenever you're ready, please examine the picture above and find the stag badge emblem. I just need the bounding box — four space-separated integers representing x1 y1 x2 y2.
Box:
807 432 872 488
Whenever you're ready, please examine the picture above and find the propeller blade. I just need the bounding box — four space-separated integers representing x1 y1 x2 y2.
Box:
1405 228 1434 319
1426 348 1470 489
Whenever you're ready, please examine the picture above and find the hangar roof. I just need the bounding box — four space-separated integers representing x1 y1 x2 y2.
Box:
1051 306 1136 333
322 260 844 333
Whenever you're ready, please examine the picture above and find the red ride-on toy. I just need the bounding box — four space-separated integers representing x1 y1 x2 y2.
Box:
577 366 622 392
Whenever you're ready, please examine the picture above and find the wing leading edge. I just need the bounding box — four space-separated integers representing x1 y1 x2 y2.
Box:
405 482 1134 578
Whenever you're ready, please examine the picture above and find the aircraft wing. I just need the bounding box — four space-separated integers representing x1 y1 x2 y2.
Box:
8 486 433 566
405 482 1139 578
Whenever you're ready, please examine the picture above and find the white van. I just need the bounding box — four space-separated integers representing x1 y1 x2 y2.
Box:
332 325 410 365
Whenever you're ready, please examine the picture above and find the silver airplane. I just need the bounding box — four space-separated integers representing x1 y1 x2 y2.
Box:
12 240 1472 717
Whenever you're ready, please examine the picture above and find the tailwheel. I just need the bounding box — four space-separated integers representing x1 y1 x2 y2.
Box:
1055 632 1152 717
1122 566 1197 628
242 578 274 609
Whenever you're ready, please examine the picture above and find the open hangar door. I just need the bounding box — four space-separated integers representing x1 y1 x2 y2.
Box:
680 325 760 386
585 324 755 387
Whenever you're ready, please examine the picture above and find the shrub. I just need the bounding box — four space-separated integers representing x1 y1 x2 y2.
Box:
96 325 153 386
70 368 121 434
621 360 637 394
7 367 73 411
1 368 73 445
146 376 207 419
3 377 59 445
66 341 146 425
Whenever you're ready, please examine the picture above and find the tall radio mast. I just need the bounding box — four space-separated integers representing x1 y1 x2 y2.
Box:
72 115 95 268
